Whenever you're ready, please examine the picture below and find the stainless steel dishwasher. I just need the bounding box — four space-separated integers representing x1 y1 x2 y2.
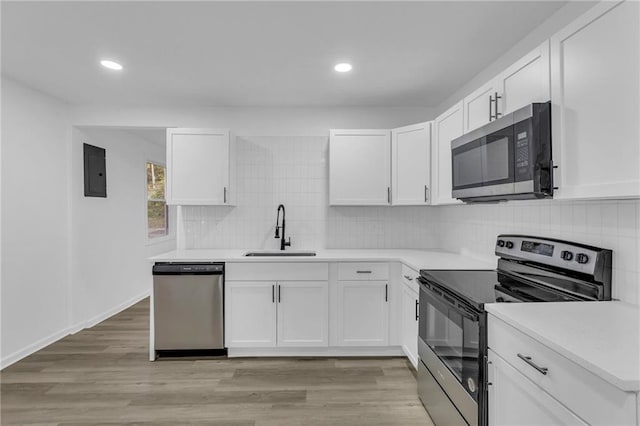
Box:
152 262 225 354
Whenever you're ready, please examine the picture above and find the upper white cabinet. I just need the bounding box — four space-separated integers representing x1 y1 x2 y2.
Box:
463 78 502 133
329 129 391 206
550 0 640 200
431 101 464 205
463 42 551 134
498 41 550 115
391 122 431 205
166 128 234 205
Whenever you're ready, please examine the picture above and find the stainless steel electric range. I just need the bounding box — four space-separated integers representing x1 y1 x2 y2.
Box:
417 235 612 426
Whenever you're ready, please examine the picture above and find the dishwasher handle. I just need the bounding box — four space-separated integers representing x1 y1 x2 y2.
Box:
153 262 224 275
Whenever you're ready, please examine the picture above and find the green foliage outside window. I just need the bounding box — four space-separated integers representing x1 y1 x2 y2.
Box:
147 163 168 238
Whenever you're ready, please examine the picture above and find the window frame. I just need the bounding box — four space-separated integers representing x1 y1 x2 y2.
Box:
145 161 172 243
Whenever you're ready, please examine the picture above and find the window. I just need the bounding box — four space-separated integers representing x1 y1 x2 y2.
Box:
146 162 168 239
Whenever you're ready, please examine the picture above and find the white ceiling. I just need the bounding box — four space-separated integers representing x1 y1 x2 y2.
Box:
2 1 567 108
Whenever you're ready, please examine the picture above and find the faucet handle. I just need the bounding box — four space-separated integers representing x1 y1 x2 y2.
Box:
285 237 291 247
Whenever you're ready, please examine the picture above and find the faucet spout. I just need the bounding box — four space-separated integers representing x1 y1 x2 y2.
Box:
275 204 291 251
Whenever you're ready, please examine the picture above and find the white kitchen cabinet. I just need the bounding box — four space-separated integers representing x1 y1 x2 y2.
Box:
391 122 431 205
329 129 391 205
166 128 234 205
488 314 637 425
431 101 464 205
487 349 587 426
400 281 419 368
498 41 550 115
276 281 328 347
225 281 277 347
550 0 640 199
463 78 502 133
336 280 389 346
226 280 329 348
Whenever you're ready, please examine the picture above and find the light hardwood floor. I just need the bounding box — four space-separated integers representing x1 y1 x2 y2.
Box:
1 298 433 425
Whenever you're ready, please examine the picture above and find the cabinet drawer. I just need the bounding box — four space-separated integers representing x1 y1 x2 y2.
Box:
488 315 636 425
226 262 328 281
401 264 419 293
338 262 389 281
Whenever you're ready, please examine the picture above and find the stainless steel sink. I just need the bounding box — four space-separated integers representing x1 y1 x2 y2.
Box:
243 251 317 257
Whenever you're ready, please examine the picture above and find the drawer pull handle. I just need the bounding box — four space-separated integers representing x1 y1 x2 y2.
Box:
517 353 548 375
356 270 372 274
403 275 413 281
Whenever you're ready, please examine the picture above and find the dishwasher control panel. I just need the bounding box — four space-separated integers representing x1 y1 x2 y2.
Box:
153 262 224 275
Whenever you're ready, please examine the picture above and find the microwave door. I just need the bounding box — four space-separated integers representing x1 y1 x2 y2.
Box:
451 138 484 193
481 126 515 195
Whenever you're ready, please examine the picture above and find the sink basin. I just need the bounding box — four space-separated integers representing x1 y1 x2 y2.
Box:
244 251 317 257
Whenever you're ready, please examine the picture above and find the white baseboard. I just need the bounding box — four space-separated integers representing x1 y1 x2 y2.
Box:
0 326 72 370
228 346 405 358
1 290 150 370
75 289 150 332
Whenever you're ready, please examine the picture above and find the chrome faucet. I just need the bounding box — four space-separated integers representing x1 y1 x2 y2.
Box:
274 204 291 251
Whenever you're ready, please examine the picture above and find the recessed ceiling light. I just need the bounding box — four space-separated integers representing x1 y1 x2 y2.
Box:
334 63 352 73
100 60 123 71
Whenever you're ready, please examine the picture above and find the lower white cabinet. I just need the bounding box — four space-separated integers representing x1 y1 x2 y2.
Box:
225 281 277 347
336 280 389 346
487 349 587 426
276 281 328 347
225 280 328 348
400 283 419 367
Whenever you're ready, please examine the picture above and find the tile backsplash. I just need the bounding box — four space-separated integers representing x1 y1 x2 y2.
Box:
181 136 438 251
181 136 639 305
436 199 640 305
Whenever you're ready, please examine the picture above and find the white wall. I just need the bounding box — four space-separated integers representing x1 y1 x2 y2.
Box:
436 199 640 305
1 78 72 366
69 105 435 136
70 127 175 329
182 136 438 250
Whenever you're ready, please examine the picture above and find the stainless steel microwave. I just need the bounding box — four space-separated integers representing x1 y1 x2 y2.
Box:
451 102 553 202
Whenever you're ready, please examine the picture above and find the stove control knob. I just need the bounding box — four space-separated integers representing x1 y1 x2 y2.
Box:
576 253 589 264
505 241 514 249
497 240 505 247
561 251 574 261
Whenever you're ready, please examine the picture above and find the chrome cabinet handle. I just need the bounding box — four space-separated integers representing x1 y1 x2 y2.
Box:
403 275 413 281
356 270 372 274
494 92 502 118
489 94 494 121
517 353 548 375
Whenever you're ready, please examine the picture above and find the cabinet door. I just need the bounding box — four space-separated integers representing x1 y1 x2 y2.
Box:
498 41 550 115
329 129 391 205
463 78 502 133
166 128 230 205
276 281 329 347
551 1 640 199
401 284 419 368
432 101 464 205
487 350 587 426
336 280 389 346
391 122 431 205
225 281 276 347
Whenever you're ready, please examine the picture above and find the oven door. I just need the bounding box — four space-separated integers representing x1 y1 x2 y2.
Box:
451 123 515 199
418 283 481 401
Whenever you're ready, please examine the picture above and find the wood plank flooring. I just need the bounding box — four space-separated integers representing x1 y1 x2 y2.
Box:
1 298 433 425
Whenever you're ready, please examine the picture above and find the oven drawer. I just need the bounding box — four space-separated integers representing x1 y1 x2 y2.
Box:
338 262 389 281
488 314 636 425
401 264 419 292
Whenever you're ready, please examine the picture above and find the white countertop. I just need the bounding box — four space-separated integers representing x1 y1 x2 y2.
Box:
486 301 640 392
150 248 495 272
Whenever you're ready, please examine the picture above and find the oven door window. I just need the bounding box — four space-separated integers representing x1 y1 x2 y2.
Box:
419 287 480 400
